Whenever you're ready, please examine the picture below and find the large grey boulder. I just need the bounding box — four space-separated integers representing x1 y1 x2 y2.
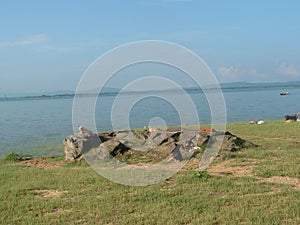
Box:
63 126 103 162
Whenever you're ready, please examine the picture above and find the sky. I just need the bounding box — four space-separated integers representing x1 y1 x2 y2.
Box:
0 0 300 94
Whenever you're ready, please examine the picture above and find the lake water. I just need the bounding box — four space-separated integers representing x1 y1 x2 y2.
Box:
1 87 300 158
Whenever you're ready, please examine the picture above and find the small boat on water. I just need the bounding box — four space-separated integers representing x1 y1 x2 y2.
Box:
280 92 289 95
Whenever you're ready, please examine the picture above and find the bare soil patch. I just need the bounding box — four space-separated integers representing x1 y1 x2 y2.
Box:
262 176 300 191
18 157 63 169
183 158 201 170
33 189 67 198
206 159 255 177
239 187 282 197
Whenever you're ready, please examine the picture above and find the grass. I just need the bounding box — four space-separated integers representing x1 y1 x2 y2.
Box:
2 152 33 162
0 120 299 224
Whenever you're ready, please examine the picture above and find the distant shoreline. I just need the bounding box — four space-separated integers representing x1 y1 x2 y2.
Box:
1 83 300 102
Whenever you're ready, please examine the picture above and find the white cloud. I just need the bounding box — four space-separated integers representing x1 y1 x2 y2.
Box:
217 65 268 82
218 63 300 83
218 65 242 81
0 34 49 48
277 63 300 78
17 34 49 45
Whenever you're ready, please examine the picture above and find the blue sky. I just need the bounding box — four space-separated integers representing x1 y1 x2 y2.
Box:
0 0 300 93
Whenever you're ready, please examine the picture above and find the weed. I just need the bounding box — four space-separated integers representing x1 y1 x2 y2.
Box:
193 170 211 180
2 152 33 162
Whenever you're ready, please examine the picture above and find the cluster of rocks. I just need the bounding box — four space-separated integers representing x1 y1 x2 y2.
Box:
284 113 300 122
63 126 257 163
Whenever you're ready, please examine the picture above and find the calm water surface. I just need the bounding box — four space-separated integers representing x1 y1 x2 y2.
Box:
1 88 299 157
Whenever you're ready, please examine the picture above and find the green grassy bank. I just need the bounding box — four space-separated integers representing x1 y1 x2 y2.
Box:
0 121 299 224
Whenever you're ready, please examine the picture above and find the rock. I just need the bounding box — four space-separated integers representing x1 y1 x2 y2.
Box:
198 131 210 146
199 127 216 133
209 131 257 152
102 139 129 156
63 126 103 162
257 120 265 125
249 120 257 124
170 144 183 161
148 138 177 160
63 136 82 161
63 126 257 163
